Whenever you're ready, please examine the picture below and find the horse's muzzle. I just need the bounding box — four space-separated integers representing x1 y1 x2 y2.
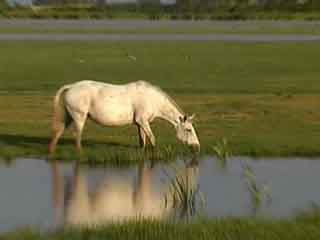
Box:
190 144 200 153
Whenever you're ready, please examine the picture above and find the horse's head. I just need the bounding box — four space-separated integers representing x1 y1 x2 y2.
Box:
176 114 200 151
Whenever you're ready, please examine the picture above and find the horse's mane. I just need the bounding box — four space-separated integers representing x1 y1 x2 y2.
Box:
138 81 185 116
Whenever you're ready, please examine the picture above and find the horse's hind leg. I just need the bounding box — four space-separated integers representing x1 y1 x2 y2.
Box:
49 125 64 154
71 112 87 153
49 112 73 154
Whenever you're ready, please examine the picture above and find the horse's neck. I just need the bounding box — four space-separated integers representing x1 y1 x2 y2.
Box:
158 98 183 127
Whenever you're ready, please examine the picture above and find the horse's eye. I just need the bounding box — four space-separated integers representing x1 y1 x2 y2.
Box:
186 129 192 132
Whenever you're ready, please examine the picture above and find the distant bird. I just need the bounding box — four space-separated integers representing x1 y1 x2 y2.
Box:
127 54 137 61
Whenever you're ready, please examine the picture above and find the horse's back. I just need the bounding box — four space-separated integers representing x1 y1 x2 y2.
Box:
65 81 134 125
63 81 98 110
63 80 163 120
66 80 155 93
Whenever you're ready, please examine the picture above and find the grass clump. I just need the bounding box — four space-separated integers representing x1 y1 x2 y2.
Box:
241 160 272 213
164 163 204 219
212 138 232 161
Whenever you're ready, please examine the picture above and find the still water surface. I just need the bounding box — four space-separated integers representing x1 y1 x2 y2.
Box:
0 156 319 232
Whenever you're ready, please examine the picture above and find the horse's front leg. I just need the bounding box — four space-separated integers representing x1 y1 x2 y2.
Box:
136 120 155 148
141 123 155 147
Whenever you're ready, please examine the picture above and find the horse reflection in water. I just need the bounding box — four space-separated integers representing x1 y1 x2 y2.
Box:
50 160 199 227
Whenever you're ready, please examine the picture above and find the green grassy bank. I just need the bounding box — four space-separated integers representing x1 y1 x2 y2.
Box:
2 211 320 240
1 41 320 162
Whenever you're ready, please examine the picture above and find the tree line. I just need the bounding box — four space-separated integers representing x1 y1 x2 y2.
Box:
2 0 320 18
4 0 320 8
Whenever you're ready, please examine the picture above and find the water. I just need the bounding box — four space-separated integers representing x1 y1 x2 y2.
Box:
0 156 320 232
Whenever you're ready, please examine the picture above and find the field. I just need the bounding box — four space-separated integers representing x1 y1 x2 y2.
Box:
1 41 320 162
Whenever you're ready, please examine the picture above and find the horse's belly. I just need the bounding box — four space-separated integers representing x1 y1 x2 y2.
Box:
90 100 134 126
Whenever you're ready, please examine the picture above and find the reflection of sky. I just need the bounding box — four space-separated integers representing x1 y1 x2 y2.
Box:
105 0 137 4
6 0 33 6
161 0 175 4
103 0 176 4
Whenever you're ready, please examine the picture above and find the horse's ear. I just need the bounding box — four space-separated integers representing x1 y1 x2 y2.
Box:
179 116 187 122
188 114 196 121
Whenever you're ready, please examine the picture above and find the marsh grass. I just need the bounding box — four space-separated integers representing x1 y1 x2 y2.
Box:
241 160 272 213
212 138 232 168
295 204 320 224
48 144 190 167
83 145 188 166
164 165 205 219
2 212 320 240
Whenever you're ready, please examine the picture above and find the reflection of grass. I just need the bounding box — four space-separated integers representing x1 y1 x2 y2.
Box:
0 157 15 167
165 174 198 218
164 165 204 219
295 204 320 223
242 160 271 213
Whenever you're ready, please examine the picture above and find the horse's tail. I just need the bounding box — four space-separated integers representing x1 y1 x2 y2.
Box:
52 84 73 133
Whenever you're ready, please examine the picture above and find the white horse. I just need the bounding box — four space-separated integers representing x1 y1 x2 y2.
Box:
49 80 200 153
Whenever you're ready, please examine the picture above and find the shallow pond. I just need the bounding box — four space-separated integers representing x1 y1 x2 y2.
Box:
0 156 320 232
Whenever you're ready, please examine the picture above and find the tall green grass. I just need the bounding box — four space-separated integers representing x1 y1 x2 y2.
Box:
2 212 320 240
241 159 272 214
164 163 204 219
